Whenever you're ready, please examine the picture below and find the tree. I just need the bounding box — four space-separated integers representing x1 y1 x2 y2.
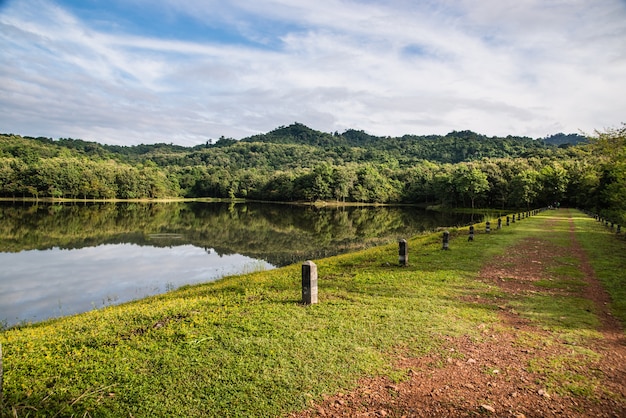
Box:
452 164 490 209
331 165 357 202
537 161 568 206
432 166 455 206
590 124 626 222
510 169 540 209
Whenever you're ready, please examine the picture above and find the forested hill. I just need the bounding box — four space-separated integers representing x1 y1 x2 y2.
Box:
0 123 623 224
5 123 582 166
241 123 551 163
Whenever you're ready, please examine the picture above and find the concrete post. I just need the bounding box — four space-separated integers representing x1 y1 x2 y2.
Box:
302 261 318 305
506 216 510 226
497 218 502 229
486 221 491 233
468 225 474 241
442 231 450 250
398 239 408 266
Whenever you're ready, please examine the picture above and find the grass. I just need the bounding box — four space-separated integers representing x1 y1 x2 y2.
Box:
1 209 624 416
500 209 625 399
570 213 626 324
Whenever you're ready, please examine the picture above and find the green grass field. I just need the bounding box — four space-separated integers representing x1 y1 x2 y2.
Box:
1 209 624 417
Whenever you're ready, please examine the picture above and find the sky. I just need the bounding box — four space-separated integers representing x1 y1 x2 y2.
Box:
1 0 625 146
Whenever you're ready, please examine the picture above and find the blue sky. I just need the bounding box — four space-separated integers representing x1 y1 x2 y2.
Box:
1 0 625 145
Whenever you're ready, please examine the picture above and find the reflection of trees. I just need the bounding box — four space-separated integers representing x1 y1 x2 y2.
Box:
0 202 476 266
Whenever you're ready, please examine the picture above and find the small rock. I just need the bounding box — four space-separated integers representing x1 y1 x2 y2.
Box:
492 369 500 374
467 358 477 364
538 389 550 398
480 404 496 413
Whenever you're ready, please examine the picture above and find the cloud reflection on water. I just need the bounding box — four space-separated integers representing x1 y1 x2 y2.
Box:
0 244 274 327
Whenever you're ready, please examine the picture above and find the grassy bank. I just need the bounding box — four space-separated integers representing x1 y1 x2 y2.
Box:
1 209 624 417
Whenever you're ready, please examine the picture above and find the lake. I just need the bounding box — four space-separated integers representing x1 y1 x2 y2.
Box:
0 201 478 327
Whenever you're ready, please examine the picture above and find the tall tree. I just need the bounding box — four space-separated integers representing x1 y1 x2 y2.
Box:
453 164 490 209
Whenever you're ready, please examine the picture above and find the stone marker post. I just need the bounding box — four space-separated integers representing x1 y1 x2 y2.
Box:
442 231 450 250
497 218 502 229
302 261 318 305
512 214 516 223
617 225 622 234
506 216 510 226
468 225 474 241
398 239 408 266
517 214 521 221
486 221 491 234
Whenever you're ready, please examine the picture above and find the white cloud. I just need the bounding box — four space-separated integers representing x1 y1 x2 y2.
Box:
1 0 625 144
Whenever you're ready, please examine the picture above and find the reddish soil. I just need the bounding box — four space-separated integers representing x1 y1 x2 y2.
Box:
289 212 626 417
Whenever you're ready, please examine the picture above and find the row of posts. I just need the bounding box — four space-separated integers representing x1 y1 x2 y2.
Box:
302 209 544 304
456 209 542 247
586 211 622 235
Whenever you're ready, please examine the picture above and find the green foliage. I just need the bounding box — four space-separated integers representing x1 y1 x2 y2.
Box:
1 123 623 217
542 132 588 146
588 124 626 223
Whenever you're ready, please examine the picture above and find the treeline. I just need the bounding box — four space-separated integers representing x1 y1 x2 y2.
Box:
0 123 623 221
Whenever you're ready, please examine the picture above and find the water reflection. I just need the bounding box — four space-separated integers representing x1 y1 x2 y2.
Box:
0 201 477 327
0 244 273 327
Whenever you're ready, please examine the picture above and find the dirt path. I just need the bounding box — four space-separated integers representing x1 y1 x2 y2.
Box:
290 211 626 417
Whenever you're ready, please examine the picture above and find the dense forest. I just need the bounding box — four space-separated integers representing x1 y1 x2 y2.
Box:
0 123 624 223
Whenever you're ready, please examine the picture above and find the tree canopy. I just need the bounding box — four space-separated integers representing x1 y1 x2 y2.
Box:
0 123 623 222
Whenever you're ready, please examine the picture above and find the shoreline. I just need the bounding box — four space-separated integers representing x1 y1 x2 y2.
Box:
2 209 625 417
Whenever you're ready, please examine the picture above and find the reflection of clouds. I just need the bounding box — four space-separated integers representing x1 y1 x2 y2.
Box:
0 244 274 327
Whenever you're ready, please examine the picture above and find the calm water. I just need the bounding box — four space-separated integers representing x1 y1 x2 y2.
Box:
0 201 478 327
